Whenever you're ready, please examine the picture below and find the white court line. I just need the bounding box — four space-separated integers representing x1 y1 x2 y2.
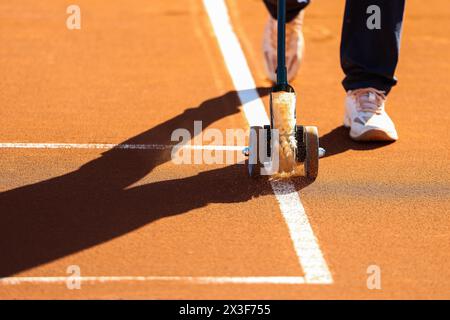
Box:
270 181 332 284
0 143 245 151
203 0 332 284
0 276 305 285
202 0 269 128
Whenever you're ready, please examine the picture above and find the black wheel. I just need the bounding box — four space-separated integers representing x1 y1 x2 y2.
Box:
246 126 264 178
295 125 305 163
263 124 272 159
304 126 319 180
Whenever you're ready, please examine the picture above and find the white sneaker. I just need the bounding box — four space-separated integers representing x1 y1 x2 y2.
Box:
344 88 398 141
262 12 305 82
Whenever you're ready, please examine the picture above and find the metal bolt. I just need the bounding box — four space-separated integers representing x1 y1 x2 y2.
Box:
319 147 326 158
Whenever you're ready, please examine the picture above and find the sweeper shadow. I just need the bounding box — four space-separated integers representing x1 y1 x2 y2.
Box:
0 88 275 277
319 126 394 158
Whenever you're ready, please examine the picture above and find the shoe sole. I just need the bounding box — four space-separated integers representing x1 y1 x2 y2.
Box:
350 129 398 142
344 116 398 142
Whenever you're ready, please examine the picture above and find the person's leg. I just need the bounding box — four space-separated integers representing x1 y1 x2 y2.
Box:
341 0 405 141
262 0 310 22
340 0 405 95
262 0 310 82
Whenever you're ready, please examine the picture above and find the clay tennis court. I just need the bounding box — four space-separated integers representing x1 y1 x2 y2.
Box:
0 0 449 299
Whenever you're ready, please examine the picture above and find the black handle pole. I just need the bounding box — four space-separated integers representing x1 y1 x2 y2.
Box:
276 0 287 86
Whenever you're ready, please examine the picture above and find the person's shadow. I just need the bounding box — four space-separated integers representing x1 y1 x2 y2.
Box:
319 126 394 158
0 88 393 277
0 88 275 277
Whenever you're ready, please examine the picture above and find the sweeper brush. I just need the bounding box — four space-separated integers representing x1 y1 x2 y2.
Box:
245 0 325 180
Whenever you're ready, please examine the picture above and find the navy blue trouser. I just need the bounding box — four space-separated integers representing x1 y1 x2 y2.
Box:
263 0 405 95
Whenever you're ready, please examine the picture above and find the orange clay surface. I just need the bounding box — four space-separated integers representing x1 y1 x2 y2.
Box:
0 0 449 299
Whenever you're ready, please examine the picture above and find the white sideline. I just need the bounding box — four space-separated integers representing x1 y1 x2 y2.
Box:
0 276 305 285
202 0 269 128
203 0 332 284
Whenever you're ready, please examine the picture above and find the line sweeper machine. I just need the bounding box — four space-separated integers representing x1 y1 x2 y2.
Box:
244 0 325 180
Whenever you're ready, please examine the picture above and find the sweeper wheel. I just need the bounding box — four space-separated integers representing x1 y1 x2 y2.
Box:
304 126 319 180
246 126 263 178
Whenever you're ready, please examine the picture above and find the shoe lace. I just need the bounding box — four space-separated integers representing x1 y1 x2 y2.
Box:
351 88 386 115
